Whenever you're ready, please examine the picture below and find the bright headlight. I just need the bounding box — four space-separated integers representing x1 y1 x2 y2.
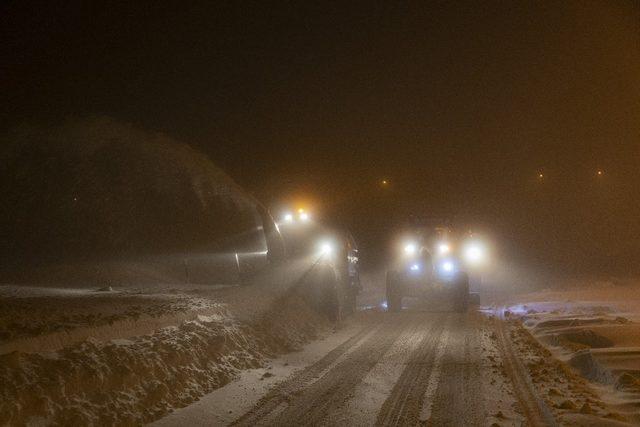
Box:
463 241 486 265
437 242 450 254
442 261 455 272
283 213 293 222
319 240 333 255
404 242 417 255
299 212 310 221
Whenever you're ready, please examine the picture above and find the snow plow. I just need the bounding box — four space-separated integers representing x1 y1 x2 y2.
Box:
386 225 487 313
277 209 361 320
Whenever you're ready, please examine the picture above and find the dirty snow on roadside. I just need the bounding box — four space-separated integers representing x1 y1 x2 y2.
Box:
0 276 331 425
503 284 640 425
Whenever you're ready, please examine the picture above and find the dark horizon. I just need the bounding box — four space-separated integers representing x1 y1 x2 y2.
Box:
2 1 639 277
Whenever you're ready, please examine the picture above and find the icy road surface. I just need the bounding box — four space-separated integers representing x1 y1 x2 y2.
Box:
154 306 627 426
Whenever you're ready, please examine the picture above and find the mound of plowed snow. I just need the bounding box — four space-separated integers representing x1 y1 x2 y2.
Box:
0 287 330 425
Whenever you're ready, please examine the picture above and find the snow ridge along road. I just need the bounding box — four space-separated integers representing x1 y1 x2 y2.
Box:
496 308 557 427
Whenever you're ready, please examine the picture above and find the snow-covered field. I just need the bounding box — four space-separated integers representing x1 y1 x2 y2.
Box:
504 283 640 424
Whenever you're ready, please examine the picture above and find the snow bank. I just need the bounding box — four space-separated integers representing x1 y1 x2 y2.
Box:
0 287 330 425
568 350 615 384
506 285 640 422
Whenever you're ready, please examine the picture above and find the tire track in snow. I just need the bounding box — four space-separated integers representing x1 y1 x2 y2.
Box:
232 316 389 426
417 328 448 423
231 319 380 425
374 313 449 426
332 312 444 425
260 314 411 425
427 313 484 426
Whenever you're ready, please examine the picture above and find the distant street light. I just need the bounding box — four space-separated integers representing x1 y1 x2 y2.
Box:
597 170 604 176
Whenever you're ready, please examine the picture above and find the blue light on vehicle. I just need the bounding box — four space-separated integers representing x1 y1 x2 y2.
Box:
437 259 457 278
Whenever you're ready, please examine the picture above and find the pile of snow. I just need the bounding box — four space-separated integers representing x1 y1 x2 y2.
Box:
506 285 640 423
567 350 614 384
0 286 330 425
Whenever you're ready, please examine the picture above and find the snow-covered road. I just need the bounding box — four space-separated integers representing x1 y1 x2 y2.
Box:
155 305 627 426
4 278 638 426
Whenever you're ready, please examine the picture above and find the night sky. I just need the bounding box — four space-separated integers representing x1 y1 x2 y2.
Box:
2 1 639 276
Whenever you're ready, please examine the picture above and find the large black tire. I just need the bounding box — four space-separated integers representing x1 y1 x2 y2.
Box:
469 292 481 306
316 265 341 321
453 272 470 313
386 271 402 312
344 282 357 315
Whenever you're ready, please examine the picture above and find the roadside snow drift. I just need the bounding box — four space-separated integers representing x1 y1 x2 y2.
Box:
506 284 640 424
0 283 331 425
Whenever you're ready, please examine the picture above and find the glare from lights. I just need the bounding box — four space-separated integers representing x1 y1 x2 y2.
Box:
442 261 454 272
404 242 417 255
382 179 388 185
538 172 544 179
464 242 486 265
320 241 333 254
298 208 305 213
437 243 450 254
597 170 604 176
410 263 420 271
299 212 310 221
283 213 293 222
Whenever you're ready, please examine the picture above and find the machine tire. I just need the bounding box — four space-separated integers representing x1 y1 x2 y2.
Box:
316 264 342 321
453 272 470 313
386 271 402 312
344 283 357 315
469 292 481 306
